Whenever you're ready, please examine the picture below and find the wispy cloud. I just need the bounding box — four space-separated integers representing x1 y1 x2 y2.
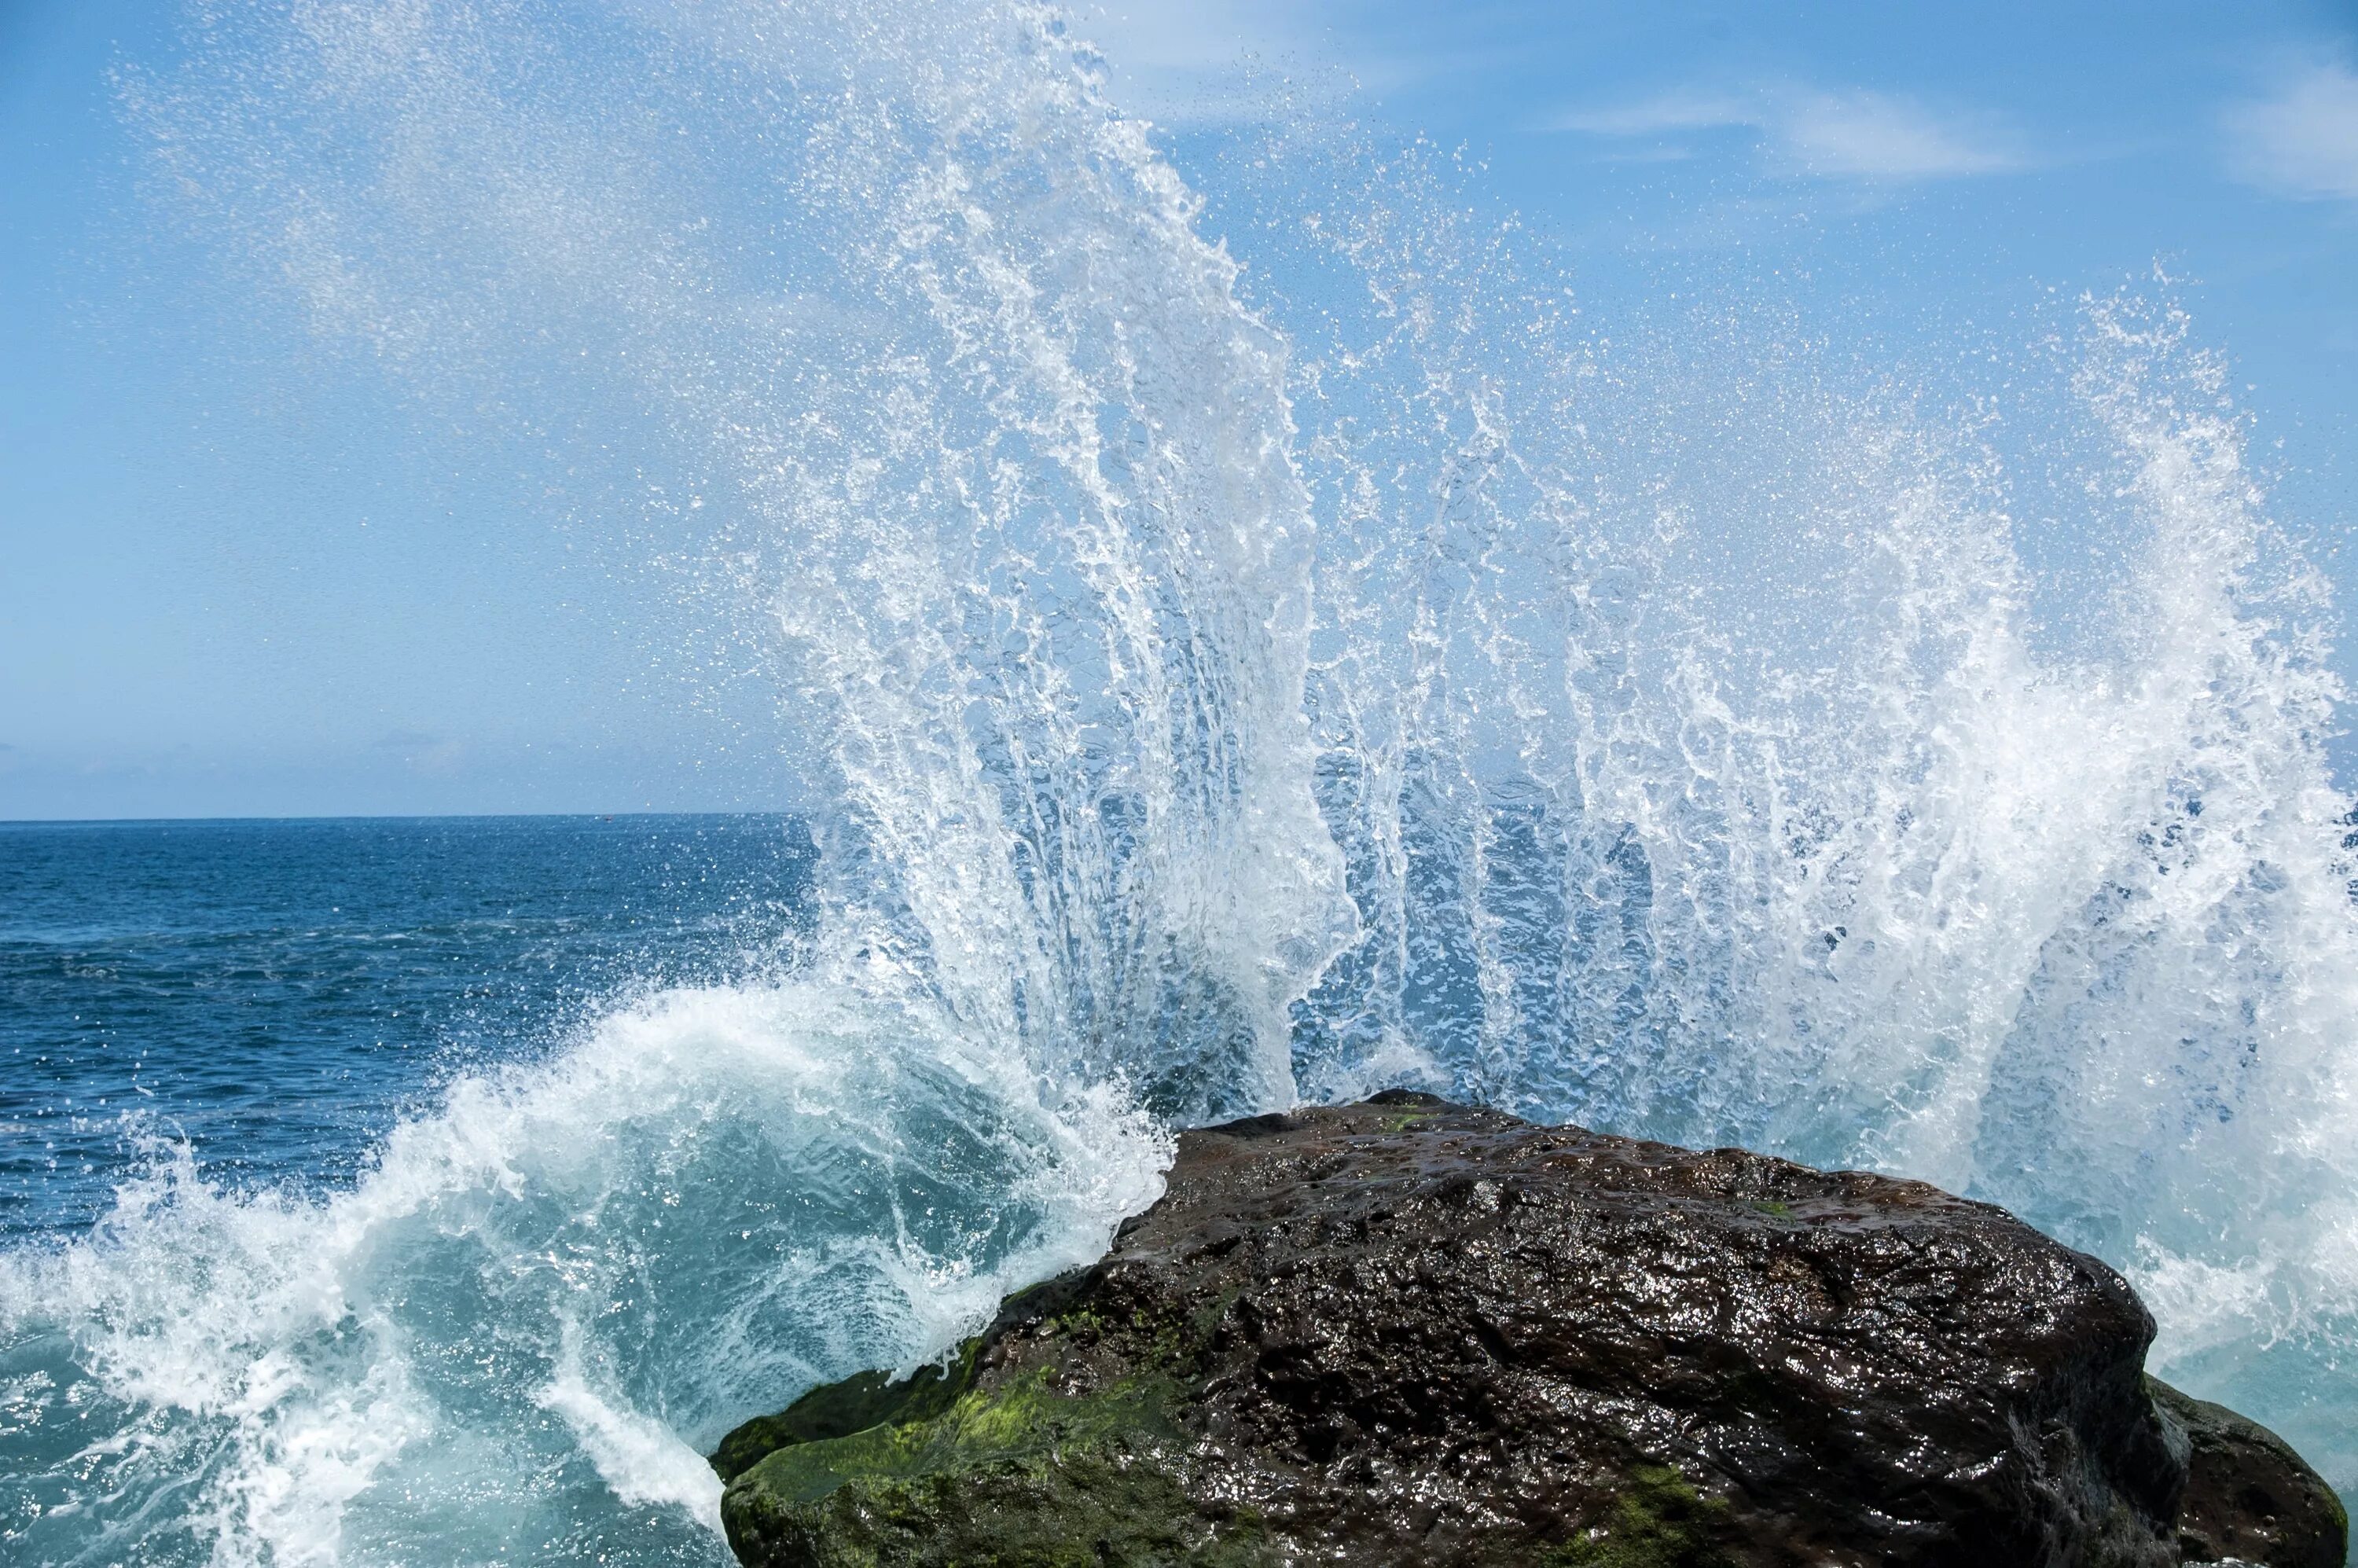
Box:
1779 92 2022 178
1549 86 2027 182
1079 1 1320 125
2224 61 2358 202
376 729 467 775
1083 0 1320 75
1553 90 1751 140
1078 0 1416 125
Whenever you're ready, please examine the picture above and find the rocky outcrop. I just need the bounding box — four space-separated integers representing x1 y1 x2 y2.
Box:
714 1092 2347 1568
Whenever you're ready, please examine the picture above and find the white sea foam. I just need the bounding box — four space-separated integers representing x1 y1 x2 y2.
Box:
0 978 1165 1563
7 0 2351 1559
538 1328 727 1533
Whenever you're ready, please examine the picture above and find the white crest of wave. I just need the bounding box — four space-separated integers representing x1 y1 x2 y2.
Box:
538 1324 726 1533
0 977 1165 1565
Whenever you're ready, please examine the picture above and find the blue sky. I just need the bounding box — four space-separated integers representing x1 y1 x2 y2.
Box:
3 0 2356 819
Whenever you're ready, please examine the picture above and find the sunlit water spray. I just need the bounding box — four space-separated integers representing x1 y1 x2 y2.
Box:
2 1 2353 1561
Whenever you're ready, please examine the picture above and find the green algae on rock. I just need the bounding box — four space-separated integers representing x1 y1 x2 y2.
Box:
1541 1466 1737 1568
722 1355 1276 1566
711 1338 987 1486
714 1095 2347 1568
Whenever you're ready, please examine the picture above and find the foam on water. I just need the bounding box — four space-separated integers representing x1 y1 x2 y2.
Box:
6 0 2354 1559
0 971 1164 1563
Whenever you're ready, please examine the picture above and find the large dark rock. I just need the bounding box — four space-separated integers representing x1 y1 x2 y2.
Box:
714 1093 2347 1568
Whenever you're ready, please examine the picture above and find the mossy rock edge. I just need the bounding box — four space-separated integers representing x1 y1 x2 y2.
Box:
720 1366 1283 1568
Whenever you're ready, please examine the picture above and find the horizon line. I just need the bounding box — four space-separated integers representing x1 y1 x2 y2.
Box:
0 808 804 828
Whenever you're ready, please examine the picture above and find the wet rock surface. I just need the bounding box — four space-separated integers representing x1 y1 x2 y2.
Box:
714 1093 2347 1567
2150 1378 2349 1567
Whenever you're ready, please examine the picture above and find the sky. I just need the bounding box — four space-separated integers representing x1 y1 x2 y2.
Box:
2 0 2356 820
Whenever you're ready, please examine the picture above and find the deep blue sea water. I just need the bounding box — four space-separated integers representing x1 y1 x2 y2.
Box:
0 817 814 1237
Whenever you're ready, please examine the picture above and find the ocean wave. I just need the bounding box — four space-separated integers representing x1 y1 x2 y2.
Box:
0 977 1165 1564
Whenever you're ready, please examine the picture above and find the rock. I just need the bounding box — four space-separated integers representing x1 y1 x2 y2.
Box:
2150 1377 2348 1568
714 1093 2348 1568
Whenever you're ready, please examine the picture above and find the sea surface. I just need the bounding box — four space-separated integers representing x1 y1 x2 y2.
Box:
6 0 2356 1562
0 816 814 1237
0 813 1156 1565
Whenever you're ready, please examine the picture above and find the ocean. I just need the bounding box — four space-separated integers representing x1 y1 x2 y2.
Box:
0 816 816 1238
2 814 1167 1563
6 0 2357 1562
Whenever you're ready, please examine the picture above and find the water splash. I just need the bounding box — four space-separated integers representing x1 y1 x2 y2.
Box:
1274 168 2358 1480
6 0 2351 1559
0 978 1163 1565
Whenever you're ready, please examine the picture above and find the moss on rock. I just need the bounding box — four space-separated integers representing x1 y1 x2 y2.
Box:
1544 1467 1738 1568
721 1369 1278 1568
711 1339 986 1485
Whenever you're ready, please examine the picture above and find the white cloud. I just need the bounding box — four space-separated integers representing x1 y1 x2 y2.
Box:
1076 0 1407 125
2224 62 2358 202
1778 91 2021 178
1081 0 1320 75
1548 85 2026 182
1552 90 1752 139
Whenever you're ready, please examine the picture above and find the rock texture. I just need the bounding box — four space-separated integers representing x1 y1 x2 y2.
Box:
714 1093 2347 1568
2150 1379 2348 1568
